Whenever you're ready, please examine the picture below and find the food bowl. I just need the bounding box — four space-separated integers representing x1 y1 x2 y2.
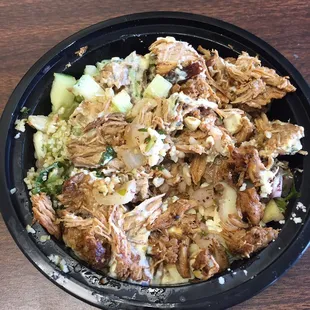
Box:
0 12 309 310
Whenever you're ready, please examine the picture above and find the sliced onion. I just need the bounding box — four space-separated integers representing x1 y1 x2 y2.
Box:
118 148 146 170
271 174 283 198
124 124 149 148
190 188 214 208
217 182 238 223
94 180 136 205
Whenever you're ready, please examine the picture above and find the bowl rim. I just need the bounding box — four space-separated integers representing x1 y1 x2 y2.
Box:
0 11 309 310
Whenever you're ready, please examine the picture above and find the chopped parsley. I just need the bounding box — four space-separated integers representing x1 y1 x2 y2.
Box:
100 146 116 166
138 128 148 132
275 180 300 212
157 129 166 135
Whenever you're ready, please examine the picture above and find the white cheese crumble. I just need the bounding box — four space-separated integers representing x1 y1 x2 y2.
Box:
153 177 164 188
296 202 306 213
265 131 272 139
223 113 242 135
10 188 16 194
218 276 225 285
48 255 69 273
279 220 285 224
243 270 248 276
239 183 247 191
14 119 27 132
60 259 69 273
259 170 275 198
14 133 21 139
40 235 51 242
200 182 209 188
48 254 61 265
293 217 302 224
26 224 36 234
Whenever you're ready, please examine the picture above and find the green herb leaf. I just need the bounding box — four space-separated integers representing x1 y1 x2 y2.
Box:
32 162 68 197
200 230 208 237
145 137 156 152
157 129 166 135
284 180 300 201
138 128 148 132
96 170 104 178
152 165 164 171
274 179 300 213
274 198 288 213
20 107 30 117
75 95 84 103
144 137 151 144
100 146 116 166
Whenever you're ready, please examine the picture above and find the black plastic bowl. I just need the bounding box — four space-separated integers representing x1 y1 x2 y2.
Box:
0 12 309 310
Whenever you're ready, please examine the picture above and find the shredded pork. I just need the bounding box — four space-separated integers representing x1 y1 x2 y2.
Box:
26 37 305 285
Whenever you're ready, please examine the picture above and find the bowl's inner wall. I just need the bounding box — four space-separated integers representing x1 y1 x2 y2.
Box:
5 17 310 308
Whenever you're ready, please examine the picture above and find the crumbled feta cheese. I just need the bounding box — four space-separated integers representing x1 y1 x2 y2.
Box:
184 116 201 131
189 136 199 145
279 220 285 224
171 196 179 203
26 224 36 234
14 133 21 139
14 119 27 132
59 259 69 273
223 113 242 134
293 217 302 224
153 177 165 188
259 170 275 198
265 131 272 139
239 183 247 191
296 202 306 213
48 254 61 265
40 235 51 242
233 272 237 275
292 212 296 218
10 188 16 194
218 277 225 285
48 255 69 273
243 270 248 276
200 182 209 188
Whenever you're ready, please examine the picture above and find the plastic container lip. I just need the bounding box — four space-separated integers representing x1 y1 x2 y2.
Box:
0 11 309 310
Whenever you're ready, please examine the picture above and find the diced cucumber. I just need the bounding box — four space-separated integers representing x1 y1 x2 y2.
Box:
33 131 46 160
73 74 105 100
144 74 172 98
84 65 99 77
50 73 76 113
262 199 285 223
112 90 132 114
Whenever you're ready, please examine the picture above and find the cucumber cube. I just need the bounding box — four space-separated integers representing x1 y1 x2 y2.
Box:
112 90 133 114
144 74 172 98
73 74 105 100
50 73 76 113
